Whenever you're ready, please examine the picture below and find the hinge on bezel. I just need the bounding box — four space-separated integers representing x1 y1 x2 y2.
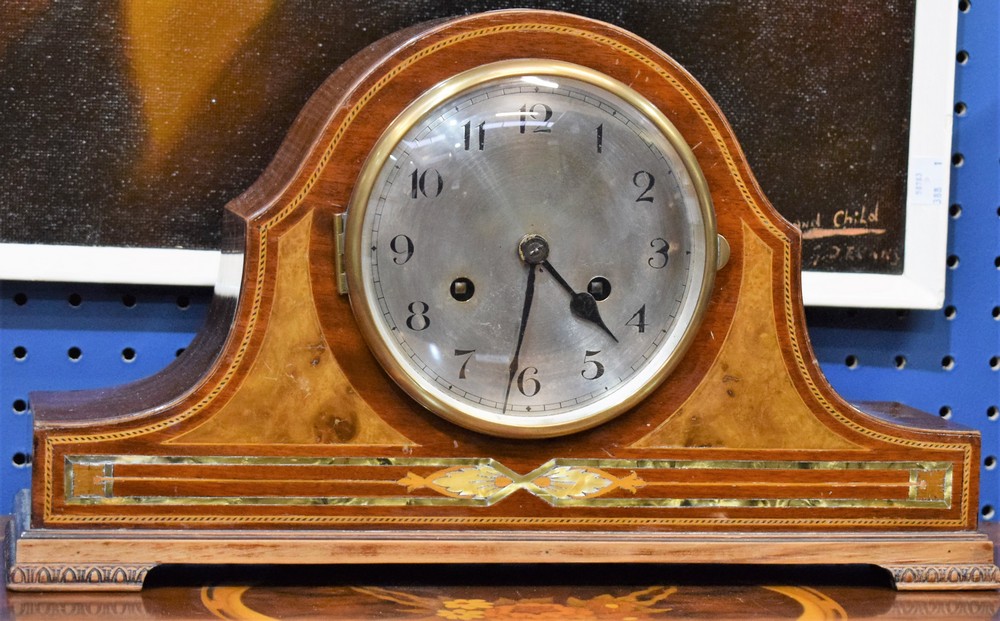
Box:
334 212 348 295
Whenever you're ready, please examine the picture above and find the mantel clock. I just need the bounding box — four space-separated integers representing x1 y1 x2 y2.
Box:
5 10 997 591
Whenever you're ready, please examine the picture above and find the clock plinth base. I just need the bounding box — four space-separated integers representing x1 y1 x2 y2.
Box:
6 501 997 592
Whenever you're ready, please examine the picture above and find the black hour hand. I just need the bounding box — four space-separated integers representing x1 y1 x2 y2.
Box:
541 260 618 343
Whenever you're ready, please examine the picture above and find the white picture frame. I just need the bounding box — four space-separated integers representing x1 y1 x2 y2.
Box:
802 0 955 308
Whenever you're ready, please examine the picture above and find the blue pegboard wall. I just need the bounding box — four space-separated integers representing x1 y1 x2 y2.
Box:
0 2 998 520
0 284 212 509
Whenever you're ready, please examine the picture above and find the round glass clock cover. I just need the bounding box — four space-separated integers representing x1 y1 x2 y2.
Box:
346 60 718 438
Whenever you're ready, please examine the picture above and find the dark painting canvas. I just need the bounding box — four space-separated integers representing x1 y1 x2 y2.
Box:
0 1 917 275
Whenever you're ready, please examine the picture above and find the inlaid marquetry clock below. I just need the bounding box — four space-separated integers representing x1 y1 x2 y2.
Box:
5 9 997 591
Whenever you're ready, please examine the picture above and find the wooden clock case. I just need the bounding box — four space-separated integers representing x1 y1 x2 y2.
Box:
5 9 998 591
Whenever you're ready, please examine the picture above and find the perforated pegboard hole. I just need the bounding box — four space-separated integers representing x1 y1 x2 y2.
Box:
954 102 968 116
844 355 859 369
988 406 999 421
993 306 1000 320
957 50 970 65
986 456 998 471
176 295 191 309
67 346 82 361
941 355 956 371
67 292 82 307
944 305 957 320
12 346 27 361
949 203 963 218
175 348 186 358
12 399 27 414
952 152 965 167
894 355 907 369
991 356 999 371
947 254 960 269
12 292 27 306
940 406 953 419
959 0 971 13
122 294 137 308
11 453 30 468
121 347 136 362
984 505 996 520
994 256 1000 269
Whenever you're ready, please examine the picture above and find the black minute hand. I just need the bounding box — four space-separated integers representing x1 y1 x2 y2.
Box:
502 264 536 413
541 260 618 343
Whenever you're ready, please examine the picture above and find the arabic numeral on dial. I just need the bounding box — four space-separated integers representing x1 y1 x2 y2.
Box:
454 349 475 379
463 120 485 150
632 171 655 203
581 350 605 380
519 103 553 134
390 234 414 264
648 238 669 269
410 168 443 198
626 305 647 333
405 301 430 331
516 366 541 397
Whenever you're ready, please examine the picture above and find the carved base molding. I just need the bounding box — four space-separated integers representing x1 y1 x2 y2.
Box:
7 563 151 592
886 564 1000 590
6 522 998 591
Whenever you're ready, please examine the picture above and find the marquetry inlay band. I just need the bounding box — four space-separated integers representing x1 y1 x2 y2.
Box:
64 455 952 510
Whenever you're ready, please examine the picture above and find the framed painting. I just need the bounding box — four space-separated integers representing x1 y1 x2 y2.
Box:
0 1 954 306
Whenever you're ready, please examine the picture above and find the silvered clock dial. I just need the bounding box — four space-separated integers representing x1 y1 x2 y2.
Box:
345 59 722 438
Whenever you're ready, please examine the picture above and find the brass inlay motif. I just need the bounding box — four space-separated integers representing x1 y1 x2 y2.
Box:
172 213 413 447
64 455 952 510
398 463 645 505
913 470 948 501
65 462 112 499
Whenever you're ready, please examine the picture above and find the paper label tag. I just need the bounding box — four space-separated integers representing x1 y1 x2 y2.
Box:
909 157 947 207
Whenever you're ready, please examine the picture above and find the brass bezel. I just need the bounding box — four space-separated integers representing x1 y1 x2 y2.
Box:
345 59 718 439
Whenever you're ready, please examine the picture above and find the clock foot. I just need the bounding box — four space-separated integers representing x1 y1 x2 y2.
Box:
885 563 1000 591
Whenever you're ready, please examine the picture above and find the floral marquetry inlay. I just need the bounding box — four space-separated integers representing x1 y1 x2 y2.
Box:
398 462 646 505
